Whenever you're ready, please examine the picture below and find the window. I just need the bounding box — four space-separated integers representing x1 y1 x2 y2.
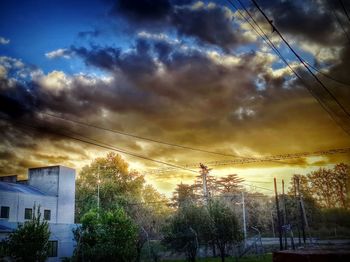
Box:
24 208 32 220
44 210 51 221
47 241 58 257
0 206 9 219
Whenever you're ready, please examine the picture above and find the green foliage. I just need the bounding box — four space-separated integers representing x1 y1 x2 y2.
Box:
207 199 242 262
73 207 138 262
288 163 350 209
75 152 145 222
6 206 50 262
163 200 242 262
163 203 207 262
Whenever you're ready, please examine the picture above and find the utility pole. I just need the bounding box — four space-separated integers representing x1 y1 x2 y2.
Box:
282 179 288 249
282 179 295 249
293 177 301 245
271 209 275 237
300 193 312 245
242 191 247 246
199 163 210 204
274 177 283 250
97 166 101 212
296 176 306 244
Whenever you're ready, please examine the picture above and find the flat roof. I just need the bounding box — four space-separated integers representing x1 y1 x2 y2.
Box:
28 165 74 171
0 181 47 196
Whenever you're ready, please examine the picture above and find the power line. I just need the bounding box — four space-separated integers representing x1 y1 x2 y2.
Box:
338 0 350 24
144 147 350 175
250 0 350 119
224 0 350 136
304 60 350 86
329 0 350 42
42 112 257 161
1 116 198 174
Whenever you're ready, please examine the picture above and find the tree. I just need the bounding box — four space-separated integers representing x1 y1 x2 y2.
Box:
76 152 145 221
128 185 172 262
288 164 350 209
208 199 242 262
333 163 349 208
163 203 210 262
171 183 197 207
6 206 50 262
216 174 244 195
73 207 138 262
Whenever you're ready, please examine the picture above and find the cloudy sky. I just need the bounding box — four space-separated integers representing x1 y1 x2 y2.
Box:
0 0 349 196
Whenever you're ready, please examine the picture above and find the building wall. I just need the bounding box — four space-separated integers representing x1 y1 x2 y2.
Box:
57 166 75 224
28 166 59 196
0 191 57 223
28 166 76 224
0 221 77 262
0 165 77 261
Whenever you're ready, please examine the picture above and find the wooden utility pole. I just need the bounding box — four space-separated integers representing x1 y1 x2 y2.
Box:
274 177 283 250
293 177 301 245
282 179 295 249
242 192 247 246
296 176 306 244
282 179 288 249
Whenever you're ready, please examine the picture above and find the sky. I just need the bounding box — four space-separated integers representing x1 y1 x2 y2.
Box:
0 0 350 196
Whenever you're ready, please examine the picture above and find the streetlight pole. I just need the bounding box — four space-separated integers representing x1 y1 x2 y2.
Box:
97 166 101 212
242 192 247 247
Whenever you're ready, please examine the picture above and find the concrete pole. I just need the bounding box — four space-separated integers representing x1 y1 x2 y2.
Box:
271 209 275 237
97 166 100 212
282 179 288 249
242 191 247 245
274 177 283 250
200 163 209 204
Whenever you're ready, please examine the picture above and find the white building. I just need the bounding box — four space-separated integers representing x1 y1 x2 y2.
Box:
0 165 77 261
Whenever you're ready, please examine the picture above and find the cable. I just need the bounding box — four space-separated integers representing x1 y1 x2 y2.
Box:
224 0 350 136
42 112 257 161
237 0 350 135
329 0 350 42
144 147 350 174
304 60 350 86
250 0 350 118
1 116 198 174
338 0 350 23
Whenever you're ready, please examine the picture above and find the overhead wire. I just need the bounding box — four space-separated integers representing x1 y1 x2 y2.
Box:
0 115 198 174
225 0 350 135
250 0 350 119
329 0 350 42
338 0 350 23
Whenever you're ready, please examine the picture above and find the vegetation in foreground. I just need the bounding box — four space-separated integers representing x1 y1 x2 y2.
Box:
1 152 349 261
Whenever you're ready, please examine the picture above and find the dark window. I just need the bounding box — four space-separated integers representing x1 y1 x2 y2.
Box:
24 208 32 220
44 210 51 221
48 241 58 257
0 206 9 219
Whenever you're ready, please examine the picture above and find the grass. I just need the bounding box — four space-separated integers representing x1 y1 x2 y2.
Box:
164 253 273 262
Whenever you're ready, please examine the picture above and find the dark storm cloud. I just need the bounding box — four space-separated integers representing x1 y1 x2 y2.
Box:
72 46 121 71
171 3 245 49
111 0 172 22
257 0 345 46
73 39 157 78
110 1 250 49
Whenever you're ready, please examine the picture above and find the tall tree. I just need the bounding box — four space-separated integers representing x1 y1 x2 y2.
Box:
162 203 211 262
171 183 197 207
76 152 145 221
333 163 349 208
208 199 242 262
216 174 244 194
